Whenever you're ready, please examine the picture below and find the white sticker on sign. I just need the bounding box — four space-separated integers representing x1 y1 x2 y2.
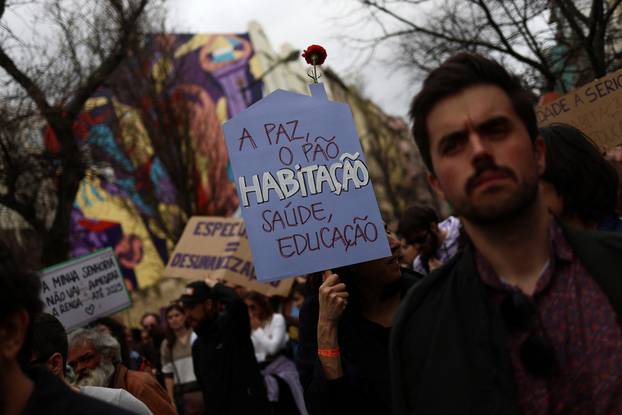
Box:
40 248 131 332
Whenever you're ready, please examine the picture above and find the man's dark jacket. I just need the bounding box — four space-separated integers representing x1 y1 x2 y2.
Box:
23 367 136 415
390 224 622 415
192 283 268 415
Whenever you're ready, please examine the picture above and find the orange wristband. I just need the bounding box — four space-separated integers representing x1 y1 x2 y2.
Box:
317 347 340 358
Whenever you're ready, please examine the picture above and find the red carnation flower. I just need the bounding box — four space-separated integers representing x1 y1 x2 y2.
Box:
302 45 327 66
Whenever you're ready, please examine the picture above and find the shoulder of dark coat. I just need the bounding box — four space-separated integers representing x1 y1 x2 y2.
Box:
562 224 622 317
564 222 622 251
561 223 622 278
392 250 464 336
389 250 467 415
25 368 136 415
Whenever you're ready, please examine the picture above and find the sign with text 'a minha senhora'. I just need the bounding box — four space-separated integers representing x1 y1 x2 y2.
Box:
223 84 390 281
40 248 131 332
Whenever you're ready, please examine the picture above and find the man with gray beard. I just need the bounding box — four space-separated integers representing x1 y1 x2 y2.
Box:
68 328 177 415
31 313 152 414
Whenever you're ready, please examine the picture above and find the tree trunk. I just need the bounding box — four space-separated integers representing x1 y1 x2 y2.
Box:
41 171 81 266
41 122 84 267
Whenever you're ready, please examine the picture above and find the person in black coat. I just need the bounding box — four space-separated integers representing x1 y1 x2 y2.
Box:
299 230 421 415
180 278 269 415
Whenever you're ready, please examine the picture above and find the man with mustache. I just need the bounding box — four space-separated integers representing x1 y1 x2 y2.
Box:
390 53 622 415
68 328 177 415
30 313 153 414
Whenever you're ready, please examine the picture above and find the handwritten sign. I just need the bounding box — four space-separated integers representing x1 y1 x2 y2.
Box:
163 216 294 297
223 84 390 281
40 249 131 332
537 68 622 150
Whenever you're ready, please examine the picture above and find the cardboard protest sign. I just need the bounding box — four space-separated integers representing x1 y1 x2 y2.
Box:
40 248 131 332
163 216 294 297
223 83 391 281
537 68 622 150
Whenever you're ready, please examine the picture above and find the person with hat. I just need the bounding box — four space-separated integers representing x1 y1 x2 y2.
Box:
179 277 269 415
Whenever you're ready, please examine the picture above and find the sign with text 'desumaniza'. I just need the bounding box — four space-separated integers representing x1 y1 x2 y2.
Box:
163 216 294 297
40 248 131 332
223 83 390 281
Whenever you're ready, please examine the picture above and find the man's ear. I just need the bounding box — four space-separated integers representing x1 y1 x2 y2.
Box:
427 172 446 200
0 309 30 360
46 352 65 377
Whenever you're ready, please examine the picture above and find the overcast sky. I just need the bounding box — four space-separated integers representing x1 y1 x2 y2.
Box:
166 0 416 118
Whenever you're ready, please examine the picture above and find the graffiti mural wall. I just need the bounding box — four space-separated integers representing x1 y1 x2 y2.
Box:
45 33 263 289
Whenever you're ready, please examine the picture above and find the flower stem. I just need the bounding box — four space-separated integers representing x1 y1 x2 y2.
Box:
312 55 318 83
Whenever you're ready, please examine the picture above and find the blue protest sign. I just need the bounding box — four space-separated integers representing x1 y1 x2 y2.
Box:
223 84 390 281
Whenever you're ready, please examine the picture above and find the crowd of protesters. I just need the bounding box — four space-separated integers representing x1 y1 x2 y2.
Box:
2 52 622 415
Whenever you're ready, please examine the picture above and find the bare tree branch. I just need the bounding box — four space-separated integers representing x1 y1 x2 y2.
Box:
604 0 622 23
0 0 156 265
474 0 554 81
0 48 52 114
362 0 549 72
356 0 622 93
66 0 148 118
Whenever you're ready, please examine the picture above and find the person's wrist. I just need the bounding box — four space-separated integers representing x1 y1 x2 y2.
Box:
318 315 339 326
317 319 339 348
317 346 340 358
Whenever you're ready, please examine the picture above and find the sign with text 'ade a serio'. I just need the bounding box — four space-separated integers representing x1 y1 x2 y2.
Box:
537 67 622 150
40 248 131 332
223 84 390 281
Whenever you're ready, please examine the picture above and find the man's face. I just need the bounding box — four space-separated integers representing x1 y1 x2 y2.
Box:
141 315 158 332
68 340 101 380
68 340 116 387
426 85 544 225
182 301 208 329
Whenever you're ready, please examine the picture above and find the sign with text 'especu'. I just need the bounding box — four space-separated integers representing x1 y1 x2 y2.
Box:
163 216 294 297
40 248 131 332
